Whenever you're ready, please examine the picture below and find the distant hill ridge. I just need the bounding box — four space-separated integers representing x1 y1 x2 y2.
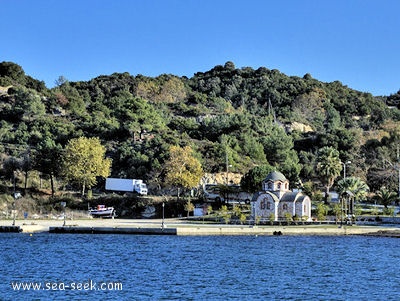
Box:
1 60 400 197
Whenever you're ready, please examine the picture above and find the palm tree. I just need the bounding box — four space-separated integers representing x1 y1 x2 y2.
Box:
373 187 398 209
317 146 342 202
337 176 369 217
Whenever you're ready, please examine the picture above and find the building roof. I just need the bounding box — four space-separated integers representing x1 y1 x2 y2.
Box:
251 191 280 202
280 191 299 202
263 171 287 182
279 192 310 203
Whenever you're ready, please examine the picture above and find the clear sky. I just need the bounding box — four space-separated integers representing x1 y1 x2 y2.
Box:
1 0 399 96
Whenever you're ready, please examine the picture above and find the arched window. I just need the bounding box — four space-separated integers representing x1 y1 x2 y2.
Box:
260 199 265 210
277 183 281 189
266 202 271 209
268 182 273 190
283 204 288 210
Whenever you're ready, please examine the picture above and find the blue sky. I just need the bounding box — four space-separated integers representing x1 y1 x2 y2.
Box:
1 0 399 96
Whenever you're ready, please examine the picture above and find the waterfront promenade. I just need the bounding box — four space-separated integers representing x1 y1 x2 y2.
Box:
1 218 399 236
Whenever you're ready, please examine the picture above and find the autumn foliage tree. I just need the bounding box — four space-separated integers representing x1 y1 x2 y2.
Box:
164 145 203 197
63 137 111 196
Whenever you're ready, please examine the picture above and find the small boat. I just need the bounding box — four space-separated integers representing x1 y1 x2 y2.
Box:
89 205 115 218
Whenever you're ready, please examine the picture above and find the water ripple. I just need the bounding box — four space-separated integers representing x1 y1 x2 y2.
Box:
0 234 399 300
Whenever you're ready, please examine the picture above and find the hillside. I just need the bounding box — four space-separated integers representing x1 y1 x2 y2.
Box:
1 60 400 200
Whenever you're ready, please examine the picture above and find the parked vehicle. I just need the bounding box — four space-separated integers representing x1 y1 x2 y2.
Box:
203 184 252 204
105 178 148 195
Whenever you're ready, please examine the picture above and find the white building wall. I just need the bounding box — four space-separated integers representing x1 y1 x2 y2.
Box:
295 201 303 217
252 192 312 222
253 194 277 220
294 198 312 220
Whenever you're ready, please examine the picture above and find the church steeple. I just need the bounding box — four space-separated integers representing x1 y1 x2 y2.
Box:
262 171 289 199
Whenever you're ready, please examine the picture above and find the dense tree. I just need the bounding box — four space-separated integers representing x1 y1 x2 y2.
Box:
164 145 203 196
14 122 30 145
12 87 46 120
0 62 26 85
62 137 111 196
291 89 326 131
298 150 317 180
260 125 301 183
120 95 166 134
0 121 14 143
1 60 400 202
111 140 156 180
2 156 21 191
136 78 159 101
20 151 32 192
241 134 266 163
240 164 274 192
56 82 87 118
156 77 187 103
34 138 63 196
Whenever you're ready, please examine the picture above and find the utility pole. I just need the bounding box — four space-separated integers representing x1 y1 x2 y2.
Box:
225 148 232 204
225 149 229 186
397 145 400 198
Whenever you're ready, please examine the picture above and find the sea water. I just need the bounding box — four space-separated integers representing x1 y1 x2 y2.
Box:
0 233 399 300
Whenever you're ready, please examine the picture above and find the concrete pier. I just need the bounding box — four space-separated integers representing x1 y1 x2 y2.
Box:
49 226 177 235
0 219 399 237
0 225 21 233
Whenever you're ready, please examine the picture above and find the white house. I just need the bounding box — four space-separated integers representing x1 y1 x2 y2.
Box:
251 171 311 221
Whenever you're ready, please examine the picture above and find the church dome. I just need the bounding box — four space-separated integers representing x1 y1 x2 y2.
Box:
264 171 287 182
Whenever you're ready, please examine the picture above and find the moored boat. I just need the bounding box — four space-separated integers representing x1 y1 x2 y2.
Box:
89 205 115 218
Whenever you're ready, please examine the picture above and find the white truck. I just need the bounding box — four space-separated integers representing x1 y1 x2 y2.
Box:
203 184 252 204
105 178 148 195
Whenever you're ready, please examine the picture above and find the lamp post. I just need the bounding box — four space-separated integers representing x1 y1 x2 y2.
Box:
61 202 66 226
345 190 354 225
340 199 343 227
12 169 16 226
12 202 16 226
161 202 165 231
341 161 351 180
340 161 351 226
225 150 232 204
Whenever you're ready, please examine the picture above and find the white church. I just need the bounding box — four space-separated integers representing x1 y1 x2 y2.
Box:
251 171 312 222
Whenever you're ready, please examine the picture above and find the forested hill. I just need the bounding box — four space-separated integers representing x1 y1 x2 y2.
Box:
1 60 400 194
